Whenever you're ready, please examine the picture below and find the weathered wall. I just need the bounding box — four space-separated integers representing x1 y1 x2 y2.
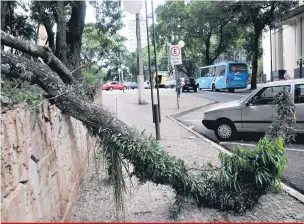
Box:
1 102 96 222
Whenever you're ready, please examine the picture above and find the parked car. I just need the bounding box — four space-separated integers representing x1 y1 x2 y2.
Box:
103 81 127 91
202 79 304 141
164 80 176 89
182 78 198 92
128 82 138 90
144 81 151 89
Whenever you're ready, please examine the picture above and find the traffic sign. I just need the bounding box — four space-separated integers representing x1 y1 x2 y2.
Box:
170 45 182 65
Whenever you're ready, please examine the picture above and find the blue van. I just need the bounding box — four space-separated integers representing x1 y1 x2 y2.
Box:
196 62 248 92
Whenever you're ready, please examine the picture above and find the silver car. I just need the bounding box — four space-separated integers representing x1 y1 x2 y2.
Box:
202 79 304 140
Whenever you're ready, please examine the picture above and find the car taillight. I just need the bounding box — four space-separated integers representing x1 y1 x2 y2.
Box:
226 77 229 84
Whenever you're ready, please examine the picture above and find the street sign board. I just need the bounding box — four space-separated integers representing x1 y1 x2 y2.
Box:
170 45 182 65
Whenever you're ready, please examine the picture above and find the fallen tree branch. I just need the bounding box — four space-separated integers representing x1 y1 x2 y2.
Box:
1 34 288 216
1 30 75 84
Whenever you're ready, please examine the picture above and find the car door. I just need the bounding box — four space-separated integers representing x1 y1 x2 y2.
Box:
294 83 304 133
241 85 291 132
112 81 119 89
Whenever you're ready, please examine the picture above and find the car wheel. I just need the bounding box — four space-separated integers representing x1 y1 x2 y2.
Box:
194 87 197 92
123 86 127 90
214 120 236 141
110 87 113 91
228 88 235 93
212 84 216 92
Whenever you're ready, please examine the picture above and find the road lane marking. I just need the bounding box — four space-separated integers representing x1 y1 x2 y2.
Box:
220 142 304 152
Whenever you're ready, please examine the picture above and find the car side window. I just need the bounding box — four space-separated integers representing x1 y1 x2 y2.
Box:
251 85 291 106
295 84 304 104
111 82 116 84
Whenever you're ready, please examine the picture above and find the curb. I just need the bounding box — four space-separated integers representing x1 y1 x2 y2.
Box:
170 101 219 118
167 107 304 205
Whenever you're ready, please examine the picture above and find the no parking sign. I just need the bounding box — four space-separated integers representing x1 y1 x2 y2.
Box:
170 45 182 65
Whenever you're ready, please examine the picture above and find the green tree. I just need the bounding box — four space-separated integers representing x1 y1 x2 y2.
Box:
237 1 297 89
1 1 36 50
155 0 241 76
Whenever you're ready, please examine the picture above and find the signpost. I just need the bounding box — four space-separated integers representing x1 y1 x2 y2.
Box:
170 45 182 65
170 44 183 109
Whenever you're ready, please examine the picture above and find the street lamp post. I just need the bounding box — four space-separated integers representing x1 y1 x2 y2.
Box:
144 0 160 140
124 0 146 104
151 0 161 126
297 57 303 79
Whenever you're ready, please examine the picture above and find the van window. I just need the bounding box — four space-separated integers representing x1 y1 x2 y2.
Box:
295 84 304 104
210 67 216 76
215 65 226 76
230 64 246 73
251 85 291 105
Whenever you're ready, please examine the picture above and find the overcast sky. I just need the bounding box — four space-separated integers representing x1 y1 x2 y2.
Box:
85 0 165 38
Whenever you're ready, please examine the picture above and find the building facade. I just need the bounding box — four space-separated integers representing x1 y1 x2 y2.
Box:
263 4 304 81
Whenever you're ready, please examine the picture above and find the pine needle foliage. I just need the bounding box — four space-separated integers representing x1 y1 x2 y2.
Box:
88 124 288 218
266 86 296 146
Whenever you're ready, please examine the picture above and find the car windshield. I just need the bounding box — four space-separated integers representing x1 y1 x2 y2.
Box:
239 88 261 103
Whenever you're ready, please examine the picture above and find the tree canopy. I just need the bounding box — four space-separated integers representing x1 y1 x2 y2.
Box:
155 0 297 85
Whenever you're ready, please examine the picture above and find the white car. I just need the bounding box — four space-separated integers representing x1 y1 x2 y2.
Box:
144 81 151 89
202 79 304 140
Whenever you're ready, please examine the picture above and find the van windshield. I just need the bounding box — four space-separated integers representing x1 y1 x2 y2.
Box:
230 64 247 73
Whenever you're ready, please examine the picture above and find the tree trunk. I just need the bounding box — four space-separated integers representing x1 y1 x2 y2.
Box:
1 1 7 30
250 32 260 90
55 1 67 65
8 2 14 54
43 21 55 52
205 36 210 65
66 1 86 81
1 30 75 84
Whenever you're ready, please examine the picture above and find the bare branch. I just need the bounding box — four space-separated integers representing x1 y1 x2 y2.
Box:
1 30 75 84
71 64 87 74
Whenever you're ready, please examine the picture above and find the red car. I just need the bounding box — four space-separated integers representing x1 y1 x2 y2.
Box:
103 81 127 91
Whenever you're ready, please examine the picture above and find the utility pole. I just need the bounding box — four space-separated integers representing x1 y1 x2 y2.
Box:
144 0 160 140
151 0 161 123
136 13 145 104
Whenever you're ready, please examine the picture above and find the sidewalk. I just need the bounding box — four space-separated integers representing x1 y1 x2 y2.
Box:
73 89 304 222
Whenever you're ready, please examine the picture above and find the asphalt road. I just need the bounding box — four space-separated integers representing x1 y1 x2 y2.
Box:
177 89 304 194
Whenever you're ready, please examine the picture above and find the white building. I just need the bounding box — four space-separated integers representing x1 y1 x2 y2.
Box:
263 3 304 81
